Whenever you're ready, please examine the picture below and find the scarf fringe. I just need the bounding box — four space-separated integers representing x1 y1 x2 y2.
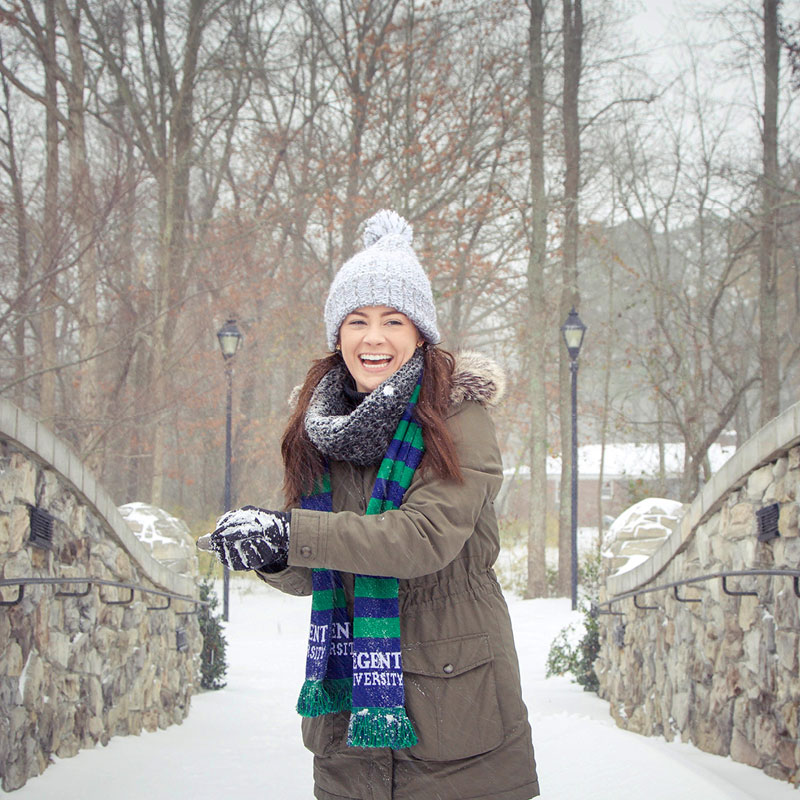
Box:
346 707 419 750
296 678 352 717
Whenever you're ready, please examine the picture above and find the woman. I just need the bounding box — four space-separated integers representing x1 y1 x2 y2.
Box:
200 210 540 800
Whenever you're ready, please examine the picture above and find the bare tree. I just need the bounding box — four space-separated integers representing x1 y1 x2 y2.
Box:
610 57 762 500
300 0 403 258
0 41 32 409
759 0 780 423
525 0 548 597
55 0 102 467
557 0 582 595
78 0 254 504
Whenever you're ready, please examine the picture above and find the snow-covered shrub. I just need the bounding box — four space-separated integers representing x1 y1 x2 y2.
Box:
545 605 600 692
545 552 602 691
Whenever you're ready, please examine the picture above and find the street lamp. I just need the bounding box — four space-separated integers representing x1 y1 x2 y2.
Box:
217 318 243 621
561 308 586 610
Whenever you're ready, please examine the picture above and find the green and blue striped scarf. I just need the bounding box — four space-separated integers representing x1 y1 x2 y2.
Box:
296 373 424 749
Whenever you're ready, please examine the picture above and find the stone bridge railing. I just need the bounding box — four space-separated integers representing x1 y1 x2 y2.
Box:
0 399 203 792
596 401 800 785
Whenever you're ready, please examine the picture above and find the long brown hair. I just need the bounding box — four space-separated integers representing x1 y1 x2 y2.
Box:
281 346 463 508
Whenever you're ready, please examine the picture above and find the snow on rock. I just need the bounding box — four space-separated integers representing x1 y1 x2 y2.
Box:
118 502 198 577
602 497 684 578
610 552 650 576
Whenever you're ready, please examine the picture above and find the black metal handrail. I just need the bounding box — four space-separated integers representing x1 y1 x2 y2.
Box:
593 568 800 617
0 576 207 613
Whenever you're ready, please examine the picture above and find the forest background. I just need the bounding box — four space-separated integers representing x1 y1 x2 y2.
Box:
1 0 798 598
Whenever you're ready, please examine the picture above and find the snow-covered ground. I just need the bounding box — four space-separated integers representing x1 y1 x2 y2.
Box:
11 580 797 799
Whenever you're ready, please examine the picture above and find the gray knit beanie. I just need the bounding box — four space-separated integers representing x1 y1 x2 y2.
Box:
323 210 440 351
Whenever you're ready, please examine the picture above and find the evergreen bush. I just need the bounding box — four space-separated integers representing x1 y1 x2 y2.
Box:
198 577 228 690
547 610 600 692
545 606 600 692
545 552 601 692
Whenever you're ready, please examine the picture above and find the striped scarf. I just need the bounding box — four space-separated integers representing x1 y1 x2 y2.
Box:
296 372 423 749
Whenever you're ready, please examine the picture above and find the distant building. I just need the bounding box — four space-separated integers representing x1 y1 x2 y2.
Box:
498 442 735 529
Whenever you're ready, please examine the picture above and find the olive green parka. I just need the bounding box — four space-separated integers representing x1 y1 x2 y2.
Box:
259 352 540 800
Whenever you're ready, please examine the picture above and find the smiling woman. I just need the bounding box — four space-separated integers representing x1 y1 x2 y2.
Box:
199 210 540 800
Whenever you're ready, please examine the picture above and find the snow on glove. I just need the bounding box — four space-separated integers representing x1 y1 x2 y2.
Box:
197 505 290 572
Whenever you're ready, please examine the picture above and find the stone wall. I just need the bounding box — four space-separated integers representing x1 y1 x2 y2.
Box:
0 400 203 792
596 403 800 785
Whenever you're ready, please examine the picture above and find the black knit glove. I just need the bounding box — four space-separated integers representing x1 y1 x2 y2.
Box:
197 506 290 572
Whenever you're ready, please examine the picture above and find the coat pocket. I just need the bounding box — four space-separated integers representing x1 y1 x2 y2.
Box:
301 710 350 756
401 632 504 761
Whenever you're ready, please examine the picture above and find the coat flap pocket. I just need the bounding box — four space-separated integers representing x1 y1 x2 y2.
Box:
402 633 492 678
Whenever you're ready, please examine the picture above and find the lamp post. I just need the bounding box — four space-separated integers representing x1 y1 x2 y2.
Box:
561 308 586 611
217 318 243 621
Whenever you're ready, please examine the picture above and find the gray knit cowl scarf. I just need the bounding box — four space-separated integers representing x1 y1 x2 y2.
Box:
304 348 424 464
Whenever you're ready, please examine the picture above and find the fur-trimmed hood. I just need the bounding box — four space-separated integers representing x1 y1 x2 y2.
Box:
289 350 505 409
450 351 505 408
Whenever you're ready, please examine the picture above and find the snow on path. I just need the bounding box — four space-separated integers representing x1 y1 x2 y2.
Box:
11 582 796 799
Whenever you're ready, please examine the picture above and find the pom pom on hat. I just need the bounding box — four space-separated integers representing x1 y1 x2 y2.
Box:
363 209 413 248
323 210 440 351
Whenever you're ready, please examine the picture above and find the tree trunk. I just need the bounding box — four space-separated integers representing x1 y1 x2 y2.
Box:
558 0 582 596
39 0 60 422
759 0 780 425
149 0 204 505
57 0 100 467
0 52 31 408
596 256 614 546
525 0 549 599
